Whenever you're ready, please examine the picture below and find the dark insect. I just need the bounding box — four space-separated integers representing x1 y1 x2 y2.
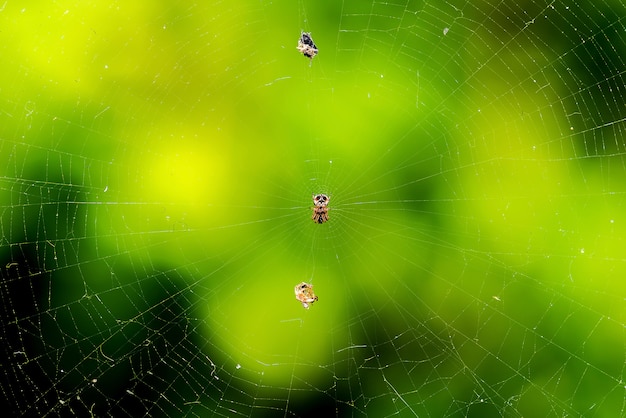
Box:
297 32 318 60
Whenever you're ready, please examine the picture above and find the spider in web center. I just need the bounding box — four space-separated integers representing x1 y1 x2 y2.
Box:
311 194 330 224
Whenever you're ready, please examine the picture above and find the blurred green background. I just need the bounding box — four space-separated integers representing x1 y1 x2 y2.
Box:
1 1 625 417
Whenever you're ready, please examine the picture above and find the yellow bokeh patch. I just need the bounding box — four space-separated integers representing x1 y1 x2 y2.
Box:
140 144 228 207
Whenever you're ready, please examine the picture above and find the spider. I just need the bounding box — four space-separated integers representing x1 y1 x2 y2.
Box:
297 32 318 60
294 282 318 309
312 194 330 224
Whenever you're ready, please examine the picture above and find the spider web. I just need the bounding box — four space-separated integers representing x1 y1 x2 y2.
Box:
2 0 626 416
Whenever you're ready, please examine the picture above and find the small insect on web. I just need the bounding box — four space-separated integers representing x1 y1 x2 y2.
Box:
297 32 318 61
294 282 318 309
312 194 330 224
